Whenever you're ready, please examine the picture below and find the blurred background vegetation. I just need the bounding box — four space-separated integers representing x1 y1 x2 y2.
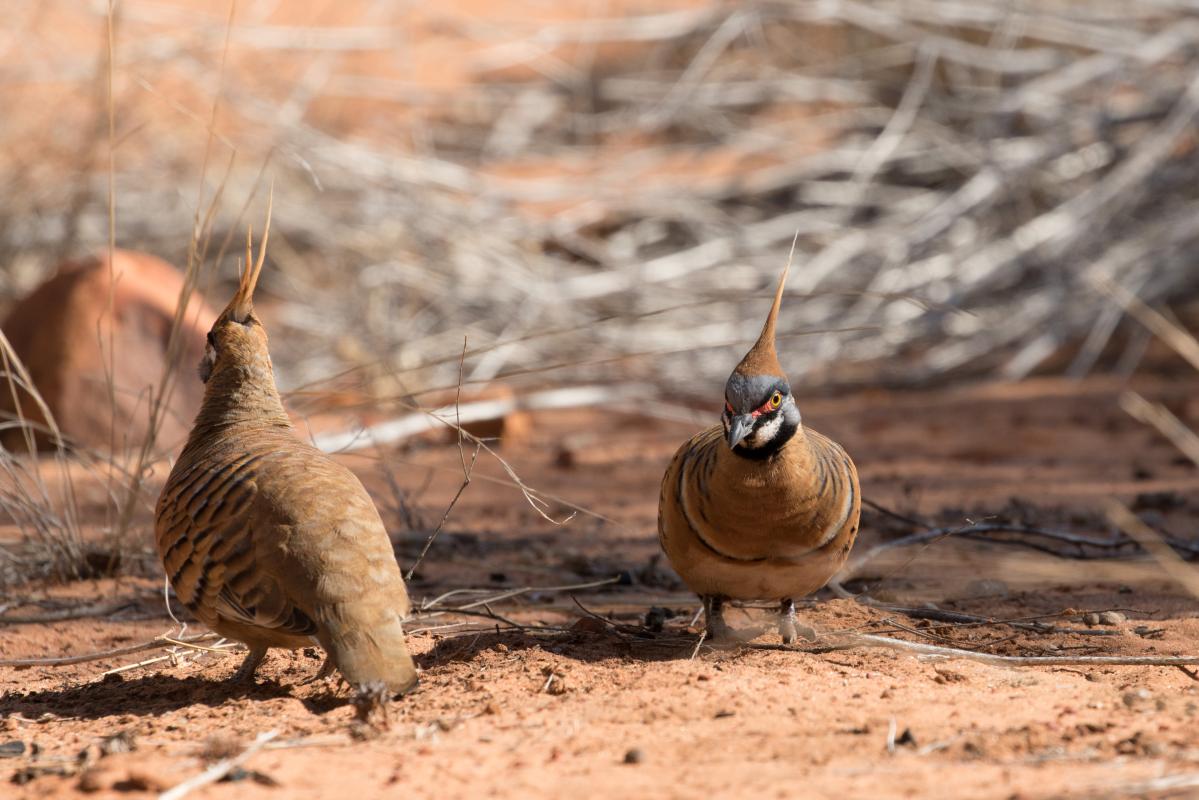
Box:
2 0 1198 409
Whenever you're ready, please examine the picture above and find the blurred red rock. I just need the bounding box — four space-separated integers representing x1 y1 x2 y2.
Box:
0 250 216 454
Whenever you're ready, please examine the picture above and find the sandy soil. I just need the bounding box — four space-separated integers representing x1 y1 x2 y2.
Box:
2 374 1199 799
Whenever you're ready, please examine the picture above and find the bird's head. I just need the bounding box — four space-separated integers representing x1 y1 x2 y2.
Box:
720 258 801 459
198 221 273 386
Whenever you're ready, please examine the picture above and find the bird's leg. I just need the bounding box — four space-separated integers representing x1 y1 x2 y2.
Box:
232 644 267 682
778 598 798 644
778 599 817 643
303 654 338 685
702 595 731 640
306 654 349 693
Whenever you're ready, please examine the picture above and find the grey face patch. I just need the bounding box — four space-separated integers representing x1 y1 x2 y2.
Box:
721 372 800 456
724 372 789 415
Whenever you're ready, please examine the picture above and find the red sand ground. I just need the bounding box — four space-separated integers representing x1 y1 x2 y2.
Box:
2 375 1199 799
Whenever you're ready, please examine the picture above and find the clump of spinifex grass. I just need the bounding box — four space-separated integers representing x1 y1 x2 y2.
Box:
0 329 85 585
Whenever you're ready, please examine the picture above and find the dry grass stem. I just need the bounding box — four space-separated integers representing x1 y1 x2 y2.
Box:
1105 501 1199 600
1119 391 1199 468
158 730 279 800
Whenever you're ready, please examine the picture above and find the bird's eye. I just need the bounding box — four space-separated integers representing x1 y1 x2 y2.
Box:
769 392 782 408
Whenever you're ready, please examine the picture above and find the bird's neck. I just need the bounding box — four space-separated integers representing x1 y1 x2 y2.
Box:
732 416 802 462
720 425 812 484
190 353 291 437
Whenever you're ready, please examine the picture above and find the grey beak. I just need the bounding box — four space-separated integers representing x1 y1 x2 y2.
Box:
726 414 754 449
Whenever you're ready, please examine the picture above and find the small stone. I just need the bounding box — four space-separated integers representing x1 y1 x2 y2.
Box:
1097 611 1126 625
644 607 671 633
964 579 1009 598
77 766 108 793
1122 689 1151 707
569 617 608 634
1082 613 1101 627
122 766 174 792
199 734 243 762
545 675 568 696
622 748 644 765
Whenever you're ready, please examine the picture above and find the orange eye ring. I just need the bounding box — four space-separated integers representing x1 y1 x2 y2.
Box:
769 392 782 408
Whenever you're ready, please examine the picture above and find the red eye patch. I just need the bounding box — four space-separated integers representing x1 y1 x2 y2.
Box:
728 394 781 417
751 392 782 417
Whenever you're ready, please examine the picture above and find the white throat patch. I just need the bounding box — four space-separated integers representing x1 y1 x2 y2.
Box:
739 396 800 450
743 413 783 448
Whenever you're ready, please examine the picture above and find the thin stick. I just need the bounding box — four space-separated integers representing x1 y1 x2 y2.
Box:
0 598 140 625
159 730 279 800
689 630 708 660
404 337 479 581
783 632 1199 667
419 576 621 613
0 633 220 668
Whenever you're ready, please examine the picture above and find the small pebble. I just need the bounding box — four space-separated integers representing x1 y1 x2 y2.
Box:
964 579 1009 598
644 607 671 633
1097 611 1126 625
623 748 644 765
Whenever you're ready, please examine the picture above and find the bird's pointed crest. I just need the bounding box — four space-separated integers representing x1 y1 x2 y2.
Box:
224 187 273 323
732 238 795 379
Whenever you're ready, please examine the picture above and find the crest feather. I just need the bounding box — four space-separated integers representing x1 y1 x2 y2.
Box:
224 187 273 323
732 236 796 380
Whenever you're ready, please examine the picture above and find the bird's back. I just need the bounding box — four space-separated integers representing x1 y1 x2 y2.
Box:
156 423 417 691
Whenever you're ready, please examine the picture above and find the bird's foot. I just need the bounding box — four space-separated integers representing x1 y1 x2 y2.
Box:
303 654 344 689
702 595 732 641
778 599 816 644
779 598 798 644
231 645 267 683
